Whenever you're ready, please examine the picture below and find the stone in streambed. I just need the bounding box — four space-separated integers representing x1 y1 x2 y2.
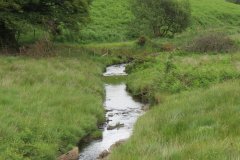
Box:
97 140 127 160
109 139 126 151
107 123 124 130
57 147 79 160
142 104 150 111
107 113 114 117
97 150 109 159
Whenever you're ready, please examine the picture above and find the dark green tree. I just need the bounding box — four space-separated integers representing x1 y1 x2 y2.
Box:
0 0 92 48
131 0 191 37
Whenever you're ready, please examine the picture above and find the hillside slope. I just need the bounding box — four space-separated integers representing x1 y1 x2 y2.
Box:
80 0 133 43
191 0 240 27
80 0 240 43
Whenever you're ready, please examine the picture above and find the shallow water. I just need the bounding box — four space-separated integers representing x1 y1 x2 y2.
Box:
79 64 144 160
103 64 128 76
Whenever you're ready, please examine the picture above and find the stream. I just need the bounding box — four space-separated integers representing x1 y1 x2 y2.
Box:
78 64 144 160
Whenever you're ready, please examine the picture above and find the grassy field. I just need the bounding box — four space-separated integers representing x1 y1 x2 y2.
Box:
80 0 240 43
110 80 240 160
0 47 119 159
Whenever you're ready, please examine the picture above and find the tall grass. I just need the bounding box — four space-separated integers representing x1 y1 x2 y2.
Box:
126 52 240 103
110 80 240 160
0 47 117 159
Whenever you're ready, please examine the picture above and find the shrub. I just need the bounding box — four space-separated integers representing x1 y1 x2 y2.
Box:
131 0 191 37
137 36 147 46
161 43 175 52
185 33 236 53
18 38 55 57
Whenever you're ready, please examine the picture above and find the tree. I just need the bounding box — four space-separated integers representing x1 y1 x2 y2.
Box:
131 0 191 37
0 0 92 48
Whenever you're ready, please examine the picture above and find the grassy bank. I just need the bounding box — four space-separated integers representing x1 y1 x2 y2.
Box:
110 80 240 160
106 30 240 159
126 52 240 103
0 46 118 159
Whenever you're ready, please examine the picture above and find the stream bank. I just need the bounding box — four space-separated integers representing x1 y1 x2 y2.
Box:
78 64 145 160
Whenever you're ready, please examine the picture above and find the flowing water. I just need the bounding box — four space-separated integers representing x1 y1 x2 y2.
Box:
79 64 144 160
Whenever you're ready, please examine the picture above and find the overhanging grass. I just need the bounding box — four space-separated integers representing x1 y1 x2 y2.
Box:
110 80 240 160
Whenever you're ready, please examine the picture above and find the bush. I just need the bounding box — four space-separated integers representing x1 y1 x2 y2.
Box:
185 33 236 53
18 38 55 57
131 0 191 37
161 43 175 52
137 36 147 46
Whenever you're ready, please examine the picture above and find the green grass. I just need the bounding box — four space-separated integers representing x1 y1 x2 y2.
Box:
104 0 240 155
18 27 49 45
126 52 240 103
1 0 240 159
110 80 240 160
107 46 240 159
190 0 240 28
18 0 240 45
79 0 133 43
80 0 240 43
0 47 119 159
49 1 240 159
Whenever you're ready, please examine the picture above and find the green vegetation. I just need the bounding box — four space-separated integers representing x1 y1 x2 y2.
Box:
0 0 91 47
105 1 240 159
226 0 240 4
185 32 237 53
79 0 133 43
1 0 240 159
131 0 191 37
110 80 240 160
80 0 240 43
190 0 240 28
0 46 119 159
126 52 240 103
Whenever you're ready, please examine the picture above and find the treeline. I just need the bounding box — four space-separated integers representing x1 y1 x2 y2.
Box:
0 0 92 48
